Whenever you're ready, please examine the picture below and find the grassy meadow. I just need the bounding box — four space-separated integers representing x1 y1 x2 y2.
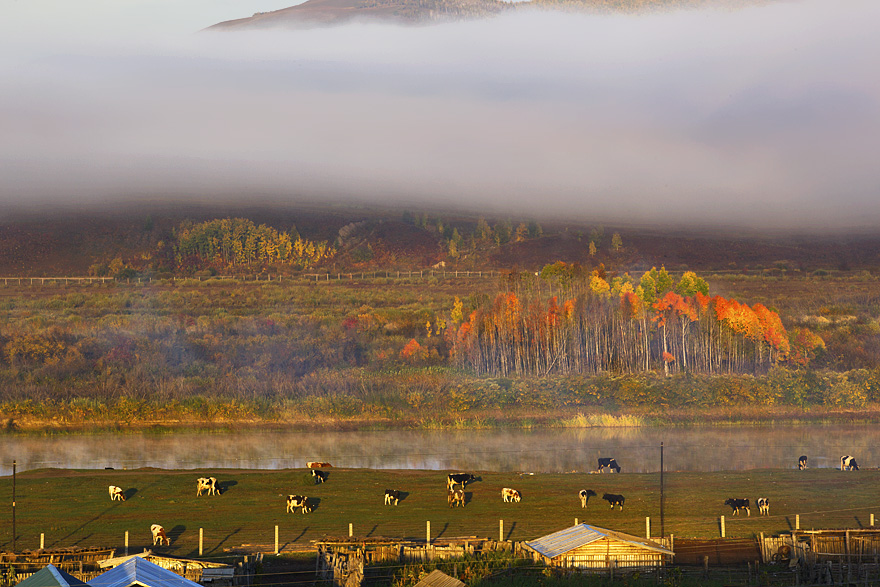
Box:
2 466 879 555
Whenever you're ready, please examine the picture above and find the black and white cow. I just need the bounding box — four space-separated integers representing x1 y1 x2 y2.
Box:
197 477 218 496
384 489 402 505
756 497 770 516
447 473 477 491
597 458 621 473
798 456 808 470
286 495 312 514
603 493 624 510
448 488 465 508
579 489 597 508
312 469 327 484
502 488 521 503
841 456 860 471
725 498 750 516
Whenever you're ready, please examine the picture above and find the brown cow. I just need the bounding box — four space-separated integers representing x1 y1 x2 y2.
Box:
109 485 125 501
307 462 332 468
151 524 170 546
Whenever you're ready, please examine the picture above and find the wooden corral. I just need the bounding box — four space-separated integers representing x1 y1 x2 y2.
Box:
0 548 115 583
673 538 761 566
315 538 522 587
523 524 673 573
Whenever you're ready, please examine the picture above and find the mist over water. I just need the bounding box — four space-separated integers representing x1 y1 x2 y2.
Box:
2 426 879 476
1 1 880 229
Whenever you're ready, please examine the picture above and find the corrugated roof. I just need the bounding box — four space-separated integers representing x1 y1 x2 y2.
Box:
87 557 202 587
524 524 673 559
17 565 89 587
413 570 466 587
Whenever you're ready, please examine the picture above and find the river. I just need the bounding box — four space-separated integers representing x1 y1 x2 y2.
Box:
1 425 877 476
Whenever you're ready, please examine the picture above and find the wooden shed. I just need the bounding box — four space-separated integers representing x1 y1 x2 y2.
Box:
524 524 673 572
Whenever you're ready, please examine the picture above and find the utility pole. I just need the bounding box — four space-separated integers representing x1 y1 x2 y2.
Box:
660 443 665 538
12 460 17 552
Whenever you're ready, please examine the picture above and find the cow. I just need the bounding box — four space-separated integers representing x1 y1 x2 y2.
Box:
725 498 750 516
448 488 465 508
108 485 125 501
841 456 860 471
597 458 621 474
798 456 808 470
447 473 477 491
307 462 332 468
151 524 170 546
312 470 327 484
286 495 312 514
603 493 624 510
579 489 597 508
757 497 770 516
384 489 401 506
196 477 218 496
502 488 521 503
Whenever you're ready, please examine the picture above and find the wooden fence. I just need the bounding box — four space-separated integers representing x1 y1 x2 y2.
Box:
0 270 500 286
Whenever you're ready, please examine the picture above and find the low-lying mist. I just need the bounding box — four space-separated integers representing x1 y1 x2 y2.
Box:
1 0 879 231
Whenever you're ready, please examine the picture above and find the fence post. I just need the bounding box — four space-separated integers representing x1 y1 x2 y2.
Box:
574 518 578 526
721 515 725 538
275 525 279 555
499 520 504 542
646 517 650 539
796 514 800 530
125 531 129 556
199 528 203 556
349 523 353 538
40 533 44 549
427 521 431 545
872 513 875 527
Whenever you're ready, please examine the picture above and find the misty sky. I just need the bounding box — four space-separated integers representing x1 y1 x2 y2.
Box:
1 0 879 230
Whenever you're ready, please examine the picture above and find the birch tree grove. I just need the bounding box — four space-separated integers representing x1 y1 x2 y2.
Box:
451 267 796 377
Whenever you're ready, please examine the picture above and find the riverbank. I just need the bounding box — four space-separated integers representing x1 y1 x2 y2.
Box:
3 402 880 434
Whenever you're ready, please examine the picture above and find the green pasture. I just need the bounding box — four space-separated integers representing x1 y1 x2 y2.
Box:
1 467 878 557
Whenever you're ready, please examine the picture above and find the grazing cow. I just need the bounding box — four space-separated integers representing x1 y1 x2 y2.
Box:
196 477 218 496
841 456 860 471
384 489 402 506
312 470 327 484
286 495 312 514
150 524 170 546
725 498 751 516
447 473 477 491
448 488 465 508
597 458 621 474
757 497 770 516
502 488 521 503
798 456 808 470
307 462 332 468
603 493 624 510
579 489 597 508
108 485 125 502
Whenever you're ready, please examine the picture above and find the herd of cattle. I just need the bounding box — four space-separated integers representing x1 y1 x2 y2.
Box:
111 454 865 545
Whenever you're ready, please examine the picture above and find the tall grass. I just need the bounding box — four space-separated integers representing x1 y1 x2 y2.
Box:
558 413 645 428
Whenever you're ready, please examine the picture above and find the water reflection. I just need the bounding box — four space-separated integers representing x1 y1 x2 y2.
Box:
1 425 878 476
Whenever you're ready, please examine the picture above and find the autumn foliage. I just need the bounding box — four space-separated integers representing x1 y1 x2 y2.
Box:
452 266 805 377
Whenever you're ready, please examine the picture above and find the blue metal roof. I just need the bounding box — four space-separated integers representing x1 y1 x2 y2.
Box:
524 524 673 559
87 557 201 587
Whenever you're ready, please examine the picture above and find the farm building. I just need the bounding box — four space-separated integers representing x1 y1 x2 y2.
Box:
524 524 673 572
87 557 202 587
97 551 235 585
15 565 88 587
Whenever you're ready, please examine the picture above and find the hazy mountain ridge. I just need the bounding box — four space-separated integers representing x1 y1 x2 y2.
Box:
208 0 772 29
